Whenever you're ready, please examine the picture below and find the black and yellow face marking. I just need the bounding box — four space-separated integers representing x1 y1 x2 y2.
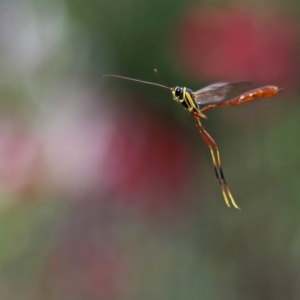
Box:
103 69 281 210
172 86 207 117
172 87 193 111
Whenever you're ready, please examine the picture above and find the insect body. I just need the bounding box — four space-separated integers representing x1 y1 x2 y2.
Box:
172 87 194 111
103 70 281 210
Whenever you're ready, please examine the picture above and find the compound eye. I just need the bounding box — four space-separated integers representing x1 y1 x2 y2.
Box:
175 87 181 97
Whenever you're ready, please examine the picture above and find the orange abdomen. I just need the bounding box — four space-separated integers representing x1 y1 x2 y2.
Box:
252 86 281 98
229 85 282 106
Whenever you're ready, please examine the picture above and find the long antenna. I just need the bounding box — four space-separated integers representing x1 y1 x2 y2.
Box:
154 69 172 88
103 74 171 90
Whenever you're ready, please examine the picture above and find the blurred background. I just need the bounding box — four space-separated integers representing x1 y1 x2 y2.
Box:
0 0 299 299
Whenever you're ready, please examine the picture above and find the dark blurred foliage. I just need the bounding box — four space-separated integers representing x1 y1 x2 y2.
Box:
0 0 300 299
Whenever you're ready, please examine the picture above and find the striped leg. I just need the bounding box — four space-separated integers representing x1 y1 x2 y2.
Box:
192 113 240 210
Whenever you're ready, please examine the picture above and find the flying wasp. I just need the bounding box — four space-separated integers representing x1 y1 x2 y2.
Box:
104 69 281 210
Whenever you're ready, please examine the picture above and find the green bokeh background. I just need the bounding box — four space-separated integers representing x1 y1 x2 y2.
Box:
1 0 300 299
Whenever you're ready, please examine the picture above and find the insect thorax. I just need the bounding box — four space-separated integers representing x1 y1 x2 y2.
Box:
172 87 198 113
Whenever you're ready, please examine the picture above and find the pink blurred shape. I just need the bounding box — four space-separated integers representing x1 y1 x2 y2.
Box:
0 121 40 197
42 94 194 214
103 107 192 211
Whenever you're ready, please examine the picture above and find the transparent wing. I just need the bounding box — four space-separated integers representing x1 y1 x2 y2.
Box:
193 82 253 105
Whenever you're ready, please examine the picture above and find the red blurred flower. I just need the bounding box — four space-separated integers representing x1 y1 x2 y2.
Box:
178 7 300 89
103 104 192 212
43 95 194 214
0 121 40 196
